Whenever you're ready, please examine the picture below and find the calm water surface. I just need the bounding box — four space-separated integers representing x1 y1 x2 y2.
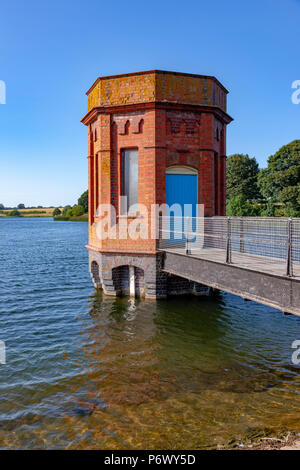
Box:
0 217 300 449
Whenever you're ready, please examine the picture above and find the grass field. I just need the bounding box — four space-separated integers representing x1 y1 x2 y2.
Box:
0 208 63 217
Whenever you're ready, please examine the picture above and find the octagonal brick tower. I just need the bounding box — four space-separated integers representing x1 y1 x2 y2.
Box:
81 70 233 298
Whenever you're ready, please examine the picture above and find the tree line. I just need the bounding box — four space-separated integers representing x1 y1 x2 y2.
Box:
0 193 89 218
52 190 88 217
226 140 300 217
0 203 45 210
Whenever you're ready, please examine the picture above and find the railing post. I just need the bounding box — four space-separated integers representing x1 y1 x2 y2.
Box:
226 217 232 264
240 217 244 254
286 218 293 277
186 217 191 255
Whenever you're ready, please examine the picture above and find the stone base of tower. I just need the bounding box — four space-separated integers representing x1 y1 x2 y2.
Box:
88 249 210 299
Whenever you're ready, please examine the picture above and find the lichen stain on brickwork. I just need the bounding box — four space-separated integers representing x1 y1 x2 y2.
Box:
156 74 209 106
102 158 110 175
87 71 226 112
88 73 156 111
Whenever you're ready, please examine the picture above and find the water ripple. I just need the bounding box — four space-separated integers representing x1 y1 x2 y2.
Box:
0 217 300 449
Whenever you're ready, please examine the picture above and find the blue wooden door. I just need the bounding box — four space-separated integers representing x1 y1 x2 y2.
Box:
166 174 197 243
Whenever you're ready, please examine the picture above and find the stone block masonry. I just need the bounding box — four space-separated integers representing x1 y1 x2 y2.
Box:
89 250 211 299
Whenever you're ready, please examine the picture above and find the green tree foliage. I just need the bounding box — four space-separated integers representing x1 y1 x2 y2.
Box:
72 204 84 216
260 200 276 217
66 208 73 217
52 207 61 216
226 195 261 216
0 204 4 210
226 154 261 200
258 140 300 214
62 205 72 216
78 190 88 213
17 203 25 209
7 210 21 217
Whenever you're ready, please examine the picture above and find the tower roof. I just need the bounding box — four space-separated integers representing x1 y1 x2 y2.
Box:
85 70 229 114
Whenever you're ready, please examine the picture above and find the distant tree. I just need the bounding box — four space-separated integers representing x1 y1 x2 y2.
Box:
62 205 72 216
52 207 61 216
66 208 73 217
17 203 25 209
283 206 300 217
226 154 261 201
78 190 88 213
226 195 261 216
261 200 276 217
258 140 300 213
72 204 84 216
0 204 4 210
7 210 21 217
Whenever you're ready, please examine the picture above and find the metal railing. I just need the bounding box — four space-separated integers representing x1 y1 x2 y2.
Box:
158 216 300 277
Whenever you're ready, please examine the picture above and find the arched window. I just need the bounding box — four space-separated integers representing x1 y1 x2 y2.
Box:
125 120 130 135
138 119 144 133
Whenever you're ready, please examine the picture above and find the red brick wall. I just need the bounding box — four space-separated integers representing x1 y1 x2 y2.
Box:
88 108 157 253
83 70 232 254
87 105 227 254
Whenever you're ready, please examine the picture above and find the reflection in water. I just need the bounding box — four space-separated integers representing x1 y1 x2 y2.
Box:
0 218 300 449
58 292 300 450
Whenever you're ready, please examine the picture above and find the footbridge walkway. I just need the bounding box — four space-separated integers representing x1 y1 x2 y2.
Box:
158 216 300 316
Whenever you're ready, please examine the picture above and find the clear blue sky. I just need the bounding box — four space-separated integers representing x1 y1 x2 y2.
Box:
0 0 299 207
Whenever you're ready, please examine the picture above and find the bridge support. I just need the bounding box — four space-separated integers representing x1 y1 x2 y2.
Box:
162 250 300 316
88 249 210 299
